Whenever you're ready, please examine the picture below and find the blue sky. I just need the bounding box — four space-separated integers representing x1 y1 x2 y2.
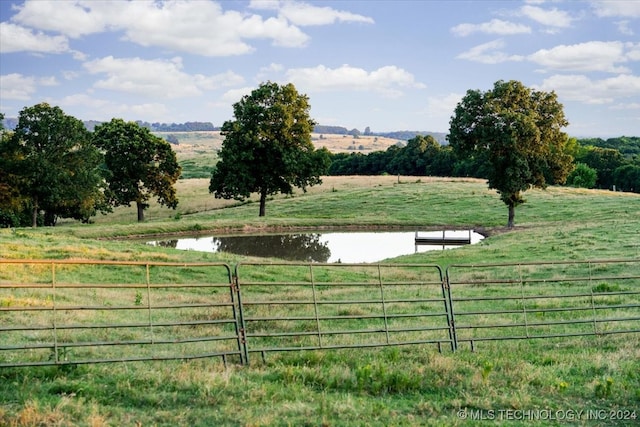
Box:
1 0 639 137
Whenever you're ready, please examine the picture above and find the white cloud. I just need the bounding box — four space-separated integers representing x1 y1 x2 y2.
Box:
235 15 308 49
0 73 36 100
0 73 58 100
6 0 372 58
0 22 69 53
194 71 245 90
528 41 632 73
58 93 112 110
626 42 640 61
285 64 425 97
537 74 640 104
610 102 640 110
591 1 640 18
261 63 285 73
11 0 310 56
451 19 531 37
123 103 171 121
38 76 59 86
113 1 309 54
421 93 464 120
457 39 525 64
257 63 285 80
84 56 200 98
11 0 107 38
57 93 171 122
521 5 574 28
615 20 634 35
221 87 256 104
250 0 374 26
83 56 244 99
62 71 80 81
249 0 281 10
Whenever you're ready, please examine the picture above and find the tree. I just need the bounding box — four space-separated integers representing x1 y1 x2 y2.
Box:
579 146 626 190
388 135 435 175
613 164 640 193
4 103 106 227
448 80 573 227
209 82 329 216
93 119 182 222
566 163 597 188
0 113 25 226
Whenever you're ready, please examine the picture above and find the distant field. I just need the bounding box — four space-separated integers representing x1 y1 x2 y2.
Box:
154 130 406 179
155 130 405 154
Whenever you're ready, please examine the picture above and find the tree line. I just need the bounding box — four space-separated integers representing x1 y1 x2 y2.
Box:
0 104 181 227
327 135 640 193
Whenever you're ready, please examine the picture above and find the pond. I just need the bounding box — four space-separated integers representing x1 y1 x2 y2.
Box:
147 230 485 263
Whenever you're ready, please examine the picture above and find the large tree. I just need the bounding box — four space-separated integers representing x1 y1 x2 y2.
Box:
93 119 181 222
210 82 330 216
448 80 573 227
4 103 106 227
0 113 25 226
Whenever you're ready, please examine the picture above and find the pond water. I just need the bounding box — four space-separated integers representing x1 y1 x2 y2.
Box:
148 230 485 263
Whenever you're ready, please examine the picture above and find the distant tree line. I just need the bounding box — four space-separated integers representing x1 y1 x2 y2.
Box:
326 135 640 193
136 121 219 132
2 117 219 133
313 125 360 136
313 124 447 144
0 105 182 227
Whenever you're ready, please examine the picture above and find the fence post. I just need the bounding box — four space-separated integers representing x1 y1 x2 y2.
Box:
232 264 249 365
442 266 458 351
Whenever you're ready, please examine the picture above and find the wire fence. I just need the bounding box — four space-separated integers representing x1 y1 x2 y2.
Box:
1 258 638 367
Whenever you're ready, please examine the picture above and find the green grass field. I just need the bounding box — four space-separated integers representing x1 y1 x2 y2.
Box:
1 176 639 426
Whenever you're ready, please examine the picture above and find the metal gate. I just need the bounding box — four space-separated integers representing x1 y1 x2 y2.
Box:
0 260 243 367
446 259 640 350
1 258 638 367
234 262 450 363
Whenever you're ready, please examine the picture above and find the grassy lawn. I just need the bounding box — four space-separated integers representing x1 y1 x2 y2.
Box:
1 176 639 426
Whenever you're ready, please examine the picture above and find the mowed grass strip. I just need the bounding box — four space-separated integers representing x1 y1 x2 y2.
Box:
1 176 639 426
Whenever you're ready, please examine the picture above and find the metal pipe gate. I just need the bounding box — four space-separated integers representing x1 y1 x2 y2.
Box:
1 258 638 367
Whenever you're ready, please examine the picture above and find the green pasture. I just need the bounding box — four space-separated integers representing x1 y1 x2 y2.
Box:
1 177 639 426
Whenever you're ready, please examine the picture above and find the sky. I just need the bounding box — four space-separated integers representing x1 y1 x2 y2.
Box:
1 0 639 138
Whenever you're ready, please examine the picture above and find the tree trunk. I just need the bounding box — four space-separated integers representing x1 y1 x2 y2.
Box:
137 201 145 222
259 189 267 217
507 204 515 228
32 197 38 228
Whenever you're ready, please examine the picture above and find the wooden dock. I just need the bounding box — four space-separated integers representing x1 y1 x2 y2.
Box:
415 230 472 246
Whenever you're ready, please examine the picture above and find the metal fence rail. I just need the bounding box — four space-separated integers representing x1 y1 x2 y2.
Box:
1 258 638 367
234 263 450 363
0 260 243 367
445 259 640 350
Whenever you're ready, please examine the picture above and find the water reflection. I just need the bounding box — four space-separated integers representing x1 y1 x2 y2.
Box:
148 230 484 263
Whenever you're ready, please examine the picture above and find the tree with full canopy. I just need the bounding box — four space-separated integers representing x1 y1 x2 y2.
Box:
93 119 181 222
448 80 574 227
2 103 106 227
209 81 330 217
